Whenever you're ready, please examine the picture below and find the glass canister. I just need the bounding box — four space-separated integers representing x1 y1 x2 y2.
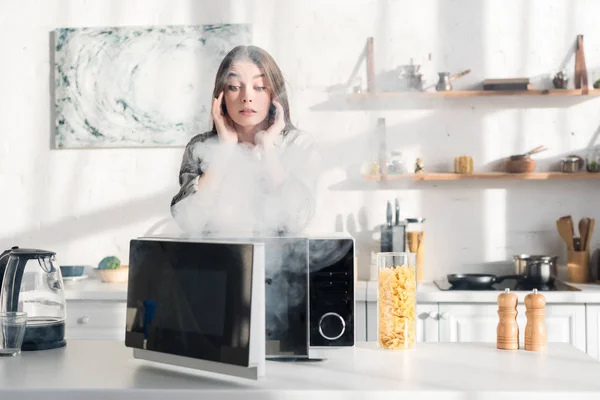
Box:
406 218 426 282
586 149 600 173
387 150 406 174
454 155 474 174
377 252 417 350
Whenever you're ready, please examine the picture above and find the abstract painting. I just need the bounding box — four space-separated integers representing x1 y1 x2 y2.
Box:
54 24 252 148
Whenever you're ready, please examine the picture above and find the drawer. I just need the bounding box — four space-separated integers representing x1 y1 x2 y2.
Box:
66 301 127 330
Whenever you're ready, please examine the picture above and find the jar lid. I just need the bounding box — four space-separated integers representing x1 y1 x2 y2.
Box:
406 218 426 223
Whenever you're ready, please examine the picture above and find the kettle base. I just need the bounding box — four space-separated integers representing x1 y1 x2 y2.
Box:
21 320 66 351
21 339 66 351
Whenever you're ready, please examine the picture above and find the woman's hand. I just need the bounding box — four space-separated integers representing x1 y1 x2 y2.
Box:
256 100 284 149
212 91 238 144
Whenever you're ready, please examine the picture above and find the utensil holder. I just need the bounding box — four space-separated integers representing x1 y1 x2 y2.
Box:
567 250 589 283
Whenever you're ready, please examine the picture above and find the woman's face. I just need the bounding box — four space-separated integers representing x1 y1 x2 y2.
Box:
223 60 271 128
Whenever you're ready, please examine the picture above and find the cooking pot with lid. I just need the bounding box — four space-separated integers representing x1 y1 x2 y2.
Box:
561 155 584 173
513 255 558 285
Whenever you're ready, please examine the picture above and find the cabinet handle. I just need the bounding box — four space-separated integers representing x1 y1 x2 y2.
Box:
428 311 438 320
440 312 449 320
77 316 90 325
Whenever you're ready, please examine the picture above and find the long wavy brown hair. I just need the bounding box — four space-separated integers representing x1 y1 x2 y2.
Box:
210 45 295 135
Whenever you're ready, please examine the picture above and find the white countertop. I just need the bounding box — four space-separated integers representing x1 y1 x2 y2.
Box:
1 340 599 399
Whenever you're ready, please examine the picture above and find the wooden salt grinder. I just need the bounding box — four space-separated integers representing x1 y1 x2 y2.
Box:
524 289 547 351
497 288 519 350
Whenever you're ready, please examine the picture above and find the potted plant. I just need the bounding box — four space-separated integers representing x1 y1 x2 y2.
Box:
95 256 128 283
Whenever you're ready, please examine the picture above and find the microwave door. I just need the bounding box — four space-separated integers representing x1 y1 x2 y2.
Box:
126 239 265 380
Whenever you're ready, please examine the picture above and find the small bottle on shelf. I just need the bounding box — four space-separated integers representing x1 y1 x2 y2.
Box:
414 158 424 174
497 288 519 350
387 150 406 174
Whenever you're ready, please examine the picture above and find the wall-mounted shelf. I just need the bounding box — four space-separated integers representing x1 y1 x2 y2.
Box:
349 89 600 100
366 172 600 181
357 35 594 100
311 36 597 111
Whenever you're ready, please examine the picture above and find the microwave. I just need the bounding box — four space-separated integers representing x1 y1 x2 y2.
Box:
125 234 355 379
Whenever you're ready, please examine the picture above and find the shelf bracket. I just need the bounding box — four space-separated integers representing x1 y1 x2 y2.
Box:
575 34 589 95
366 37 376 93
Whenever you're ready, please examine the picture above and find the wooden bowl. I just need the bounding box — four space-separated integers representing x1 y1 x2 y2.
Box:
505 158 536 173
95 266 129 283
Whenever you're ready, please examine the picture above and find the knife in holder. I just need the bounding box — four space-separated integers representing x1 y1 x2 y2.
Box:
380 201 406 252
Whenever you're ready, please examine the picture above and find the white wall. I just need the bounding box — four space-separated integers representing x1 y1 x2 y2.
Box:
1 0 600 281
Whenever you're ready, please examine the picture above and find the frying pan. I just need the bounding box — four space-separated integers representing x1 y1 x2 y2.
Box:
447 273 520 290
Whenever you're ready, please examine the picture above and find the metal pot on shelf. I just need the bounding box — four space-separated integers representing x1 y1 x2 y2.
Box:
561 155 584 173
435 72 452 92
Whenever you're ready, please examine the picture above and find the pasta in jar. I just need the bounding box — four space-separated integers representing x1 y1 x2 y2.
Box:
378 262 417 350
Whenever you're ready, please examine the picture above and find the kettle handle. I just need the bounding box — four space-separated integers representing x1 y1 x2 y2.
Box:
0 254 27 313
0 252 10 295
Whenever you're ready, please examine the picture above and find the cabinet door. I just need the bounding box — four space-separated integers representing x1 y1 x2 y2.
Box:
65 300 127 340
355 301 367 342
366 301 439 343
439 303 586 352
541 304 586 352
586 305 600 360
438 304 497 343
416 303 440 343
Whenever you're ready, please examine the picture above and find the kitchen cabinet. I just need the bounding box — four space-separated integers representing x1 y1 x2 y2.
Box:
65 299 371 343
355 301 367 342
66 299 370 343
65 300 127 341
586 305 600 360
366 301 439 343
65 296 594 358
438 303 586 352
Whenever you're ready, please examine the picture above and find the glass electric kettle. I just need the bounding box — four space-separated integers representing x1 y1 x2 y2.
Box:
0 246 66 350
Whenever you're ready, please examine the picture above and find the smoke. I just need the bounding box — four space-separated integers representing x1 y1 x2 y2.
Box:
166 131 355 354
263 238 308 349
171 131 318 237
169 131 321 353
309 239 354 270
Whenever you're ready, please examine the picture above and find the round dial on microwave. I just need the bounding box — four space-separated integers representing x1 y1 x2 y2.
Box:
318 312 346 340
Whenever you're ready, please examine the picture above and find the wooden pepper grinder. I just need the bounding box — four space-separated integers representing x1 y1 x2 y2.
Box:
524 289 547 351
497 288 519 350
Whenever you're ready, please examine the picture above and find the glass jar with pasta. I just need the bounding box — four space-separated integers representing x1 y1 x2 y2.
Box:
377 252 417 350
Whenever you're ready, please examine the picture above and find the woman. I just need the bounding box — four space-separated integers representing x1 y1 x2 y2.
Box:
170 45 318 236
